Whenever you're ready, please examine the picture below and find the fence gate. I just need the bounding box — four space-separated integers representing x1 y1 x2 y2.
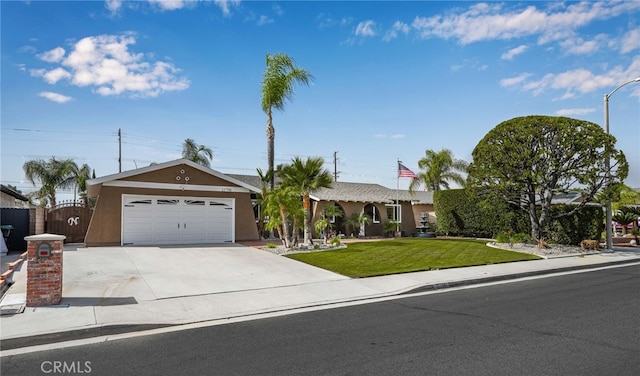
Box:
46 202 92 243
1 208 30 252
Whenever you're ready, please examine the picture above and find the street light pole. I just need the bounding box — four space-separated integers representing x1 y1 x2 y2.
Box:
602 77 640 251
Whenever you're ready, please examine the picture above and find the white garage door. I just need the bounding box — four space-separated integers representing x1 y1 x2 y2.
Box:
122 194 234 245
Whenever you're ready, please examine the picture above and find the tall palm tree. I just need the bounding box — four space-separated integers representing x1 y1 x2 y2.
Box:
278 156 333 245
256 167 275 238
23 157 78 207
182 138 213 167
410 149 469 192
261 53 313 189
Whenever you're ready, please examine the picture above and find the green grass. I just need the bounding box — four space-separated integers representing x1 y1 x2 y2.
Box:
286 238 541 278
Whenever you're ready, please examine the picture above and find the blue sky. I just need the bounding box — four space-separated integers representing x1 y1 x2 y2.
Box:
2 0 639 201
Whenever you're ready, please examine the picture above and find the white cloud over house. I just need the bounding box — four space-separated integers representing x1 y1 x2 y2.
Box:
30 34 190 98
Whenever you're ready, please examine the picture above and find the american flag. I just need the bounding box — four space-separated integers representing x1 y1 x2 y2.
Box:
398 161 418 179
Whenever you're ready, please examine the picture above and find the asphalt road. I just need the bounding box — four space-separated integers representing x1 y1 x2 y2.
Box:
2 265 639 376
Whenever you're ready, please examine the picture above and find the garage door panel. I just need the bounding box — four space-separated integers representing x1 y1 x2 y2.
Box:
122 195 235 246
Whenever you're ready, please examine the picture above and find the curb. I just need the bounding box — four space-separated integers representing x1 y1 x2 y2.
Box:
401 257 640 295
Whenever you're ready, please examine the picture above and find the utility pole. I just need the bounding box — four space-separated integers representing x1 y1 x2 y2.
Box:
333 151 340 181
118 128 122 173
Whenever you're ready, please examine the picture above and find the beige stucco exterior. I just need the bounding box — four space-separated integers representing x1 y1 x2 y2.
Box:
85 161 260 246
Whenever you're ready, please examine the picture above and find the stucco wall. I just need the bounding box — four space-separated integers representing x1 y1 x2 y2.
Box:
85 186 259 246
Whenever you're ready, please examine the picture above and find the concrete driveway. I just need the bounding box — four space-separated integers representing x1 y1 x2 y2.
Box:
59 244 348 305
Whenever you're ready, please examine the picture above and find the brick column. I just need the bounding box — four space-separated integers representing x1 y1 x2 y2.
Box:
25 233 66 307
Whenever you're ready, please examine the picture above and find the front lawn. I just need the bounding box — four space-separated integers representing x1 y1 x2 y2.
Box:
286 238 540 278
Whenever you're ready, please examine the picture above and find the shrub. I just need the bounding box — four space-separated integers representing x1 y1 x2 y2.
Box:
266 243 277 249
511 233 532 243
495 232 511 243
313 244 320 250
580 239 600 251
329 237 341 246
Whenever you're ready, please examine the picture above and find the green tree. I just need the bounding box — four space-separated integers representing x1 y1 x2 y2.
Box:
23 157 78 207
278 157 333 246
409 149 468 192
467 115 628 242
72 163 92 205
262 185 303 248
182 138 213 167
612 211 636 235
261 53 313 189
347 212 371 237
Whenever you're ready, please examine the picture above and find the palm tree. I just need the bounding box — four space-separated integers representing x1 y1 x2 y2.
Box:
261 53 313 189
72 163 92 205
278 156 333 245
347 212 371 238
182 138 213 167
256 167 275 238
612 211 636 235
410 149 468 192
23 157 78 207
261 185 302 248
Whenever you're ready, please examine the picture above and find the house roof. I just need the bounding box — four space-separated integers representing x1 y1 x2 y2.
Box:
1 184 29 202
86 159 261 197
310 182 397 203
226 175 436 204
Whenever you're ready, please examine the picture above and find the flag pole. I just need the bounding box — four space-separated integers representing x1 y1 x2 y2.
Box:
396 158 400 235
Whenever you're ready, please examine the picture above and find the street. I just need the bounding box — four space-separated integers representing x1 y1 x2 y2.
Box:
2 264 639 376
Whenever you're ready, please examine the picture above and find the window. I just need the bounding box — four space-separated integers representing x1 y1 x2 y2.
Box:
364 204 380 223
157 199 179 205
385 204 401 223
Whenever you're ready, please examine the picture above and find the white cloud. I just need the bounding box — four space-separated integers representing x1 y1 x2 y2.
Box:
355 20 376 37
257 15 274 26
317 13 352 29
500 73 532 87
38 47 66 63
507 56 640 98
105 0 122 15
411 1 640 45
214 0 240 17
620 29 640 53
383 21 410 42
148 0 194 11
555 108 596 116
272 4 283 16
31 34 189 98
38 91 72 103
501 45 528 60
559 34 606 55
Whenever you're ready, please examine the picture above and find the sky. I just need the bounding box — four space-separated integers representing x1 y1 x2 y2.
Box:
2 0 639 202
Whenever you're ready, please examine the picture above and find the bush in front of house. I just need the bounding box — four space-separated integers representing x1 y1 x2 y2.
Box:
435 189 603 245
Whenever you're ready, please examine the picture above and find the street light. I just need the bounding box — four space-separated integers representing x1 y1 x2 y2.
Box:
603 77 640 251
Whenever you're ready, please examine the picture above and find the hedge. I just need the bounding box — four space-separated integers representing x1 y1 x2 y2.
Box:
434 189 603 245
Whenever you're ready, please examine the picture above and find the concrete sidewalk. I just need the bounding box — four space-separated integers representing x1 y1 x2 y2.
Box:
1 244 639 350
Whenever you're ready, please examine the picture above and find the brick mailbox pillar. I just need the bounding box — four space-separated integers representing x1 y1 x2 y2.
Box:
25 233 66 307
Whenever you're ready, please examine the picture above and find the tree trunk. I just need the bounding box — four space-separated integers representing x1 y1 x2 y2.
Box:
279 204 291 248
303 193 312 245
266 108 275 190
